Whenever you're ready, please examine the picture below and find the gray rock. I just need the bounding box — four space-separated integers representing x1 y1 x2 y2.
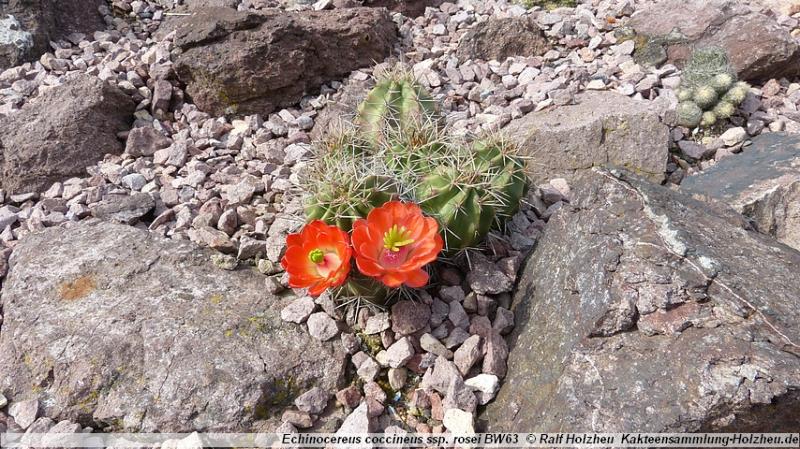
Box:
357 356 380 382
503 91 669 184
456 16 549 61
466 254 514 295
681 133 800 251
391 301 430 335
445 327 470 349
0 75 134 194
492 308 515 335
720 127 747 146
173 7 397 116
420 333 453 359
443 408 474 434
464 374 499 405
281 409 312 429
187 226 237 253
482 332 508 378
384 337 415 369
122 174 147 191
438 285 465 303
484 169 800 432
454 335 483 376
448 301 470 329
152 80 173 112
90 193 155 225
364 313 390 335
677 141 713 160
387 367 407 390
294 387 328 415
125 127 172 157
306 312 339 341
335 403 373 436
334 0 442 17
0 15 34 71
280 296 316 324
420 356 461 395
443 376 477 413
0 220 346 431
0 206 19 230
0 0 105 69
8 399 38 429
629 0 800 81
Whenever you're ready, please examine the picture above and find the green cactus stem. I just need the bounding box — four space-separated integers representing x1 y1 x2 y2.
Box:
356 72 439 144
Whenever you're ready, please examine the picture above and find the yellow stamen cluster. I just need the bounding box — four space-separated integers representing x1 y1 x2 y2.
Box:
308 248 325 264
383 225 415 252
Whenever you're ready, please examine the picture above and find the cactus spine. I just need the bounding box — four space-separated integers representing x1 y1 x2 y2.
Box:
415 138 528 253
302 131 397 231
675 47 750 128
356 72 439 144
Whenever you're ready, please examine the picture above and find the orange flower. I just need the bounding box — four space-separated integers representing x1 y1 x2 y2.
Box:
352 201 443 288
281 220 352 296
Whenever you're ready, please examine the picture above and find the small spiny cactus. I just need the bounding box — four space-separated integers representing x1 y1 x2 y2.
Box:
675 47 750 129
302 131 397 231
356 69 439 144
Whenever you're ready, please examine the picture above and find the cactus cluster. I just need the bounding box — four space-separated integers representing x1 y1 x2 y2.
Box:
302 69 529 255
676 47 750 128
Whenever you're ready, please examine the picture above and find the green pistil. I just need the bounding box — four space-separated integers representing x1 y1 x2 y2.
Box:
308 249 325 264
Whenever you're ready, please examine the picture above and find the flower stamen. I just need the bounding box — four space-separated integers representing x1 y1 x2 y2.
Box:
308 248 325 264
383 224 415 252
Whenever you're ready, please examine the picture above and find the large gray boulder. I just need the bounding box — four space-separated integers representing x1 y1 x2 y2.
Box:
172 7 397 116
0 220 347 431
483 169 800 432
0 0 106 70
0 74 135 194
682 133 800 252
503 91 670 184
629 0 800 82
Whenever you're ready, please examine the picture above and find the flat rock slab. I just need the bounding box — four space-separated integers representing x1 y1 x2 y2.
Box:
681 133 800 251
629 0 800 81
483 169 800 432
172 7 397 116
0 74 135 194
0 220 346 431
503 91 669 184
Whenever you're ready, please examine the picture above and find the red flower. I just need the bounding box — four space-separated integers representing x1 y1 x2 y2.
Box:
281 220 352 296
351 201 443 288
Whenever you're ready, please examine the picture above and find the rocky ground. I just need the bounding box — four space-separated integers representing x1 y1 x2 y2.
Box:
0 0 799 442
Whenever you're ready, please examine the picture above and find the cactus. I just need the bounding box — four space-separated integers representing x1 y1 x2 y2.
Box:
414 139 528 252
356 71 439 144
723 82 749 104
416 164 497 252
693 86 718 109
379 120 449 180
302 132 397 231
681 47 735 90
711 73 734 93
713 101 735 120
677 101 703 128
472 136 529 220
675 47 750 129
700 111 717 127
676 88 694 102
